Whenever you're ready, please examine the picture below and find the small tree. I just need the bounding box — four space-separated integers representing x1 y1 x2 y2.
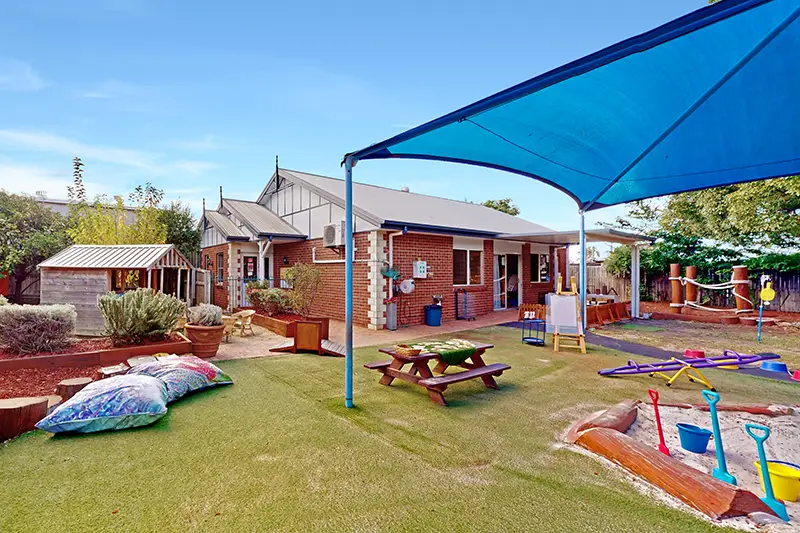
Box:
0 191 71 302
160 201 201 261
482 198 520 216
284 264 322 316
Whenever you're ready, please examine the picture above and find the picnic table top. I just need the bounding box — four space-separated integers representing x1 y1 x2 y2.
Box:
378 341 494 362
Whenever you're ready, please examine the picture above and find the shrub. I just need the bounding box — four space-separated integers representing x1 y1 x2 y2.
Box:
246 286 290 316
283 264 322 316
99 288 185 346
0 304 76 355
188 303 223 326
0 294 8 306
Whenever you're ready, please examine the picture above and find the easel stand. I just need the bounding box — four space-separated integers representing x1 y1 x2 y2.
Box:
553 276 586 353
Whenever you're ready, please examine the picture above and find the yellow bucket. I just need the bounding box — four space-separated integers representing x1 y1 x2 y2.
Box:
755 461 800 502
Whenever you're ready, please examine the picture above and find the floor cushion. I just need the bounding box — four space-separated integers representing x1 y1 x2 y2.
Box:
127 355 233 403
36 375 168 434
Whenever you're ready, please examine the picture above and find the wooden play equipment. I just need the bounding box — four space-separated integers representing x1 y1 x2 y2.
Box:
272 321 345 357
552 275 586 353
669 263 754 316
0 396 54 441
56 377 93 400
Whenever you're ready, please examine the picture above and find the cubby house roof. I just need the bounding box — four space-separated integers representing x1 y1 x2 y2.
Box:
259 168 553 237
39 244 192 270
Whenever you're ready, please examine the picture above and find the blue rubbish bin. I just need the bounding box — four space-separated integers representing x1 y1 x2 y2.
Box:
425 305 442 326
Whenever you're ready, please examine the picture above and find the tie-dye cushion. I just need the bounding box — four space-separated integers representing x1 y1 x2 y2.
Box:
36 375 168 434
127 355 233 403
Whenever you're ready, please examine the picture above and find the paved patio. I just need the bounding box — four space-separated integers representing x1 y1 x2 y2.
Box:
213 309 520 361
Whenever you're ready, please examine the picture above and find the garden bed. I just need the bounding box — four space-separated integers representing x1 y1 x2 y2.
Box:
0 333 191 371
0 365 103 399
252 313 329 339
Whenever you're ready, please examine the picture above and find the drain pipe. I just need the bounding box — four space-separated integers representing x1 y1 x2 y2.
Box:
387 227 407 299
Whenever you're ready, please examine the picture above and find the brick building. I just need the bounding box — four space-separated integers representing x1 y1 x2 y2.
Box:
200 168 565 329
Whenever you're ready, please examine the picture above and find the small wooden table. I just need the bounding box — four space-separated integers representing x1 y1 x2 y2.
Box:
365 342 510 406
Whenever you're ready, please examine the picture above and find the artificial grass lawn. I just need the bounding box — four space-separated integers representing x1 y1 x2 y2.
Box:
2 326 798 532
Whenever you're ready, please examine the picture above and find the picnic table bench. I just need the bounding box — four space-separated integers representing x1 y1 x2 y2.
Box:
365 342 510 406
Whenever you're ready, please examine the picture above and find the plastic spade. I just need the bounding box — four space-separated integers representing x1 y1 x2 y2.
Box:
745 423 789 522
701 390 737 486
648 389 670 456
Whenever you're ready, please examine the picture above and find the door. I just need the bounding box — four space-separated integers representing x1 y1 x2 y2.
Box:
506 254 519 308
493 254 507 310
241 255 258 306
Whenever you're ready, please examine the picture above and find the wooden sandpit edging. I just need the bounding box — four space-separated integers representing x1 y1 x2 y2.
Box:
567 400 778 520
0 333 191 371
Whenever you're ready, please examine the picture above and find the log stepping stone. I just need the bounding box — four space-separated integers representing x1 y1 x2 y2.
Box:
56 377 93 401
0 397 49 441
97 363 128 380
127 356 157 367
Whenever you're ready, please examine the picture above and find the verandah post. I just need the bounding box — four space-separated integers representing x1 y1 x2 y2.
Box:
344 156 355 408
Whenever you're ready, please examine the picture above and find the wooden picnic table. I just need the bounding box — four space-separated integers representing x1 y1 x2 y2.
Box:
364 342 510 406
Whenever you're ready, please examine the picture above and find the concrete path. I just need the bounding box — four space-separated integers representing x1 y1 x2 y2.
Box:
213 309 520 362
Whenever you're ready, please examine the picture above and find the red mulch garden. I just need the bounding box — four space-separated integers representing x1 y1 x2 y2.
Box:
0 365 102 399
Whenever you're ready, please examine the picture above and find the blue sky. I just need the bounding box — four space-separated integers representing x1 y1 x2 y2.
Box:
0 0 704 238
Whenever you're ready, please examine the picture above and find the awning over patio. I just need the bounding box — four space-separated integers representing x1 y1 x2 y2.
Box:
345 0 800 212
495 228 654 246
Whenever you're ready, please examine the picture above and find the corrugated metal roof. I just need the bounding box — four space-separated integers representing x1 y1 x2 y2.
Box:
280 169 553 235
223 198 304 236
39 244 184 269
204 210 247 239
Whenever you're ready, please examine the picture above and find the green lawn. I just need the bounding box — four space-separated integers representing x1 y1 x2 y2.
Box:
2 326 798 532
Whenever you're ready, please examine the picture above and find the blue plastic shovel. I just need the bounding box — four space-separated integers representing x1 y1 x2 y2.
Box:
745 423 789 522
701 390 736 486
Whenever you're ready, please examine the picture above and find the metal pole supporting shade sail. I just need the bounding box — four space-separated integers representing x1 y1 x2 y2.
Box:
341 0 800 407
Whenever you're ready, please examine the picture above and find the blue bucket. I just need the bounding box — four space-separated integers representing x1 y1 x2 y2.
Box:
761 360 789 373
676 423 712 454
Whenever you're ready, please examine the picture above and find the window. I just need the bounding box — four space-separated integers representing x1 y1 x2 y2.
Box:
216 253 225 283
530 253 550 283
453 249 482 285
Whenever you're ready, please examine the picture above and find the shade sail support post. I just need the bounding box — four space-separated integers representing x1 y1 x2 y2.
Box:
579 211 587 330
582 3 800 212
344 156 355 409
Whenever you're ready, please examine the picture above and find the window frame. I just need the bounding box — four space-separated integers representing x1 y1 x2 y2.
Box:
216 253 225 284
530 252 551 284
453 248 483 286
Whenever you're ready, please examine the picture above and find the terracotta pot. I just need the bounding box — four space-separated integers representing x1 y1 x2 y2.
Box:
184 324 225 358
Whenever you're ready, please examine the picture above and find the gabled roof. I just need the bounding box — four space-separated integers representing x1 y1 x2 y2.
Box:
203 210 249 241
39 244 192 270
222 198 304 238
275 168 552 236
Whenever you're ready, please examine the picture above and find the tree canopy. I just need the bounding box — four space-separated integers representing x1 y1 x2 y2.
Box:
160 201 201 260
482 198 520 216
0 191 71 300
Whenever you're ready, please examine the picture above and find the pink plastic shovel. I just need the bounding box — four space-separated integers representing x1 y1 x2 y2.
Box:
649 389 671 456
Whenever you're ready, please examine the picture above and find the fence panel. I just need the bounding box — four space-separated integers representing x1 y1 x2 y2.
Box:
568 264 631 300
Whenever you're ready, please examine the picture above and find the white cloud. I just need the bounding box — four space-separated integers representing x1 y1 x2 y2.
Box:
173 135 225 151
80 80 141 99
0 58 45 91
0 164 110 199
0 130 217 177
170 161 218 175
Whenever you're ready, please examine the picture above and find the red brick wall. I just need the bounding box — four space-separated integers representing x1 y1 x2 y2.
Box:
272 234 372 326
521 244 556 305
201 243 229 308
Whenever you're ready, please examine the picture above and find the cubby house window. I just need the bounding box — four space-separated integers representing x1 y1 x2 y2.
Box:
530 253 550 283
453 249 482 285
216 253 225 283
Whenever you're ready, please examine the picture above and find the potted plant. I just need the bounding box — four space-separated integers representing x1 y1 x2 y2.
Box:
184 303 225 358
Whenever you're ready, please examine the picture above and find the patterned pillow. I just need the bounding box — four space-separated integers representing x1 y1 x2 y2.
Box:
127 355 233 403
36 375 168 434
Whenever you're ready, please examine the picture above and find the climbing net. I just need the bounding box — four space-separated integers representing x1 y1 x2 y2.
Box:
668 276 753 314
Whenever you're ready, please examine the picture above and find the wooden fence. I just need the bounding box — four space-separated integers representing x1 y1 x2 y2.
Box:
568 264 632 300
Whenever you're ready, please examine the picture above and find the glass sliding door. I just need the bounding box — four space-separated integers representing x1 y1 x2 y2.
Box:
493 254 507 310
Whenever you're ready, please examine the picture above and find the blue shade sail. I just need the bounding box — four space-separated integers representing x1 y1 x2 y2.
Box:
346 0 800 211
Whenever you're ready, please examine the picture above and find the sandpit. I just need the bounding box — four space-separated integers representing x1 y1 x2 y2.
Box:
629 403 800 525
